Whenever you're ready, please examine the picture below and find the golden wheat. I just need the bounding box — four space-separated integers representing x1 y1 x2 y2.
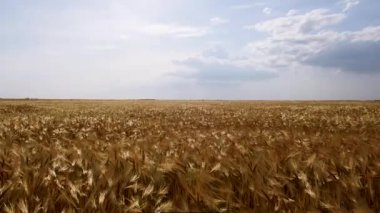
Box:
0 100 379 212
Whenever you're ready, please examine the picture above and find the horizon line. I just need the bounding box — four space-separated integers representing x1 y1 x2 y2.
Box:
0 98 379 102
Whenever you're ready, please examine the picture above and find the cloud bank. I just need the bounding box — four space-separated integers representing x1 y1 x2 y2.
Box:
1 0 379 99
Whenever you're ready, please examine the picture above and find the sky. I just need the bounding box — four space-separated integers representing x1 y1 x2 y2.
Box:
1 0 380 100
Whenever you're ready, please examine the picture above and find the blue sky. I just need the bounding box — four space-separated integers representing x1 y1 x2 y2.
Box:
1 0 379 99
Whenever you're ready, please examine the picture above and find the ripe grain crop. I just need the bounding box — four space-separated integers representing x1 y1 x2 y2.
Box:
0 100 379 212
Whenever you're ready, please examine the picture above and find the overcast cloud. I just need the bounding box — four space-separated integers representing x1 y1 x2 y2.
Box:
1 0 379 99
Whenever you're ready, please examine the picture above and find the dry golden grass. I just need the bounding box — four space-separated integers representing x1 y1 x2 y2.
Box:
0 100 379 212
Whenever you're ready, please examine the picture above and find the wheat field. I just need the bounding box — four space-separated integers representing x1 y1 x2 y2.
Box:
0 100 379 212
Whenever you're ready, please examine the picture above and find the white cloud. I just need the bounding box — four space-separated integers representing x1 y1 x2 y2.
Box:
139 24 208 38
210 17 230 25
262 7 272 15
175 7 380 79
252 9 345 39
286 10 299 16
177 9 356 81
346 26 380 42
243 31 342 69
243 8 380 74
342 0 360 12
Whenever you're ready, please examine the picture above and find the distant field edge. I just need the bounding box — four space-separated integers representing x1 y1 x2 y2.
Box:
0 98 379 102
